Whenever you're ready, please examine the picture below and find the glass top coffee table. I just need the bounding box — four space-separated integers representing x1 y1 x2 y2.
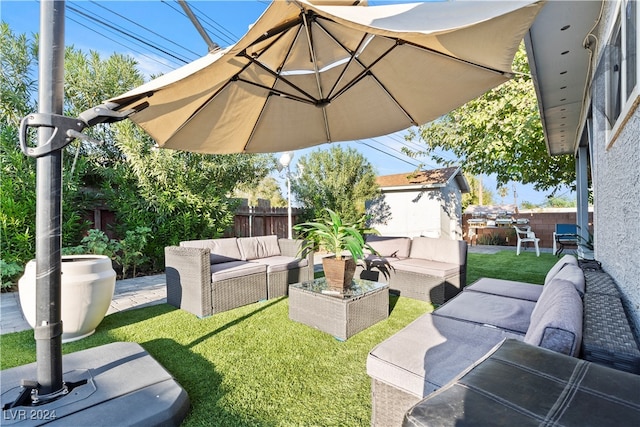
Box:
288 277 389 341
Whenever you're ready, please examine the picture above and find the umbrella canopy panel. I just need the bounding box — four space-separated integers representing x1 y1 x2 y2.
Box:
109 0 544 154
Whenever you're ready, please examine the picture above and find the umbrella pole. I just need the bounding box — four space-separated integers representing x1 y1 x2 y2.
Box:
34 0 66 397
177 0 219 52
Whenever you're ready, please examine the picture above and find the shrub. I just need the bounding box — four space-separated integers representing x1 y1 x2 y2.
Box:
477 233 507 246
120 226 152 279
0 259 23 290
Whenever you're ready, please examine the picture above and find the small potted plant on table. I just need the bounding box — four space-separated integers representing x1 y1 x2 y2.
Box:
294 208 378 292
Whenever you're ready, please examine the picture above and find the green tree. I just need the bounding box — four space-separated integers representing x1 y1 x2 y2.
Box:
405 44 575 193
234 176 287 207
291 146 379 223
63 48 144 171
520 201 538 209
1 24 275 275
461 174 494 210
545 195 576 208
99 120 274 266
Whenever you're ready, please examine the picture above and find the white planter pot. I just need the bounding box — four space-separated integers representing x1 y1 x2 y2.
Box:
19 255 116 343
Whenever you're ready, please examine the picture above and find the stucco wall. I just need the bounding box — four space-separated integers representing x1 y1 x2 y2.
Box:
592 107 640 332
590 1 640 332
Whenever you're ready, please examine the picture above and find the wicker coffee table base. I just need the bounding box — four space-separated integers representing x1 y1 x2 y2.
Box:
288 282 389 340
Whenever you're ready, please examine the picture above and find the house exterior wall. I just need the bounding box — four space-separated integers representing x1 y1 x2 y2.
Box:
369 182 463 239
589 1 640 331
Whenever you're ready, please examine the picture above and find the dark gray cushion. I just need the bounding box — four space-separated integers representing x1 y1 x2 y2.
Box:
524 278 583 356
367 314 523 398
464 278 543 302
543 254 578 285
434 291 535 334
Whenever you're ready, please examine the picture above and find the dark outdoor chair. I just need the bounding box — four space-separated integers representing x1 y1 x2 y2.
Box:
553 223 579 256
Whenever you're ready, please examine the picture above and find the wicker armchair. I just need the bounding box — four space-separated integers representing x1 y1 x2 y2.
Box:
164 246 267 317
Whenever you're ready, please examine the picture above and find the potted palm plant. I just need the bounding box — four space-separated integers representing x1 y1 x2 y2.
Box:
294 208 379 292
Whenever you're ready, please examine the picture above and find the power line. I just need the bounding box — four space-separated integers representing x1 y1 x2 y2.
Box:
67 3 190 65
88 0 202 60
65 14 181 71
356 140 421 168
367 137 423 168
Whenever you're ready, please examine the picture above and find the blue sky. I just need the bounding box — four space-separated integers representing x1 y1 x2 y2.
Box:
2 0 565 206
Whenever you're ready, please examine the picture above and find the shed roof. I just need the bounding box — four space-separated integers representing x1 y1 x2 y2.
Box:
376 167 470 193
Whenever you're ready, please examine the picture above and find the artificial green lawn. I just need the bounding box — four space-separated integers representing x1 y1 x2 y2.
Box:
1 250 559 426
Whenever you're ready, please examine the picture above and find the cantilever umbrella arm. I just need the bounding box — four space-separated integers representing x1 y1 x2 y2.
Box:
19 103 142 159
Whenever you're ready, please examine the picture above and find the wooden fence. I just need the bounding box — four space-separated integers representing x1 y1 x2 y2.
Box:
223 205 305 238
84 202 305 240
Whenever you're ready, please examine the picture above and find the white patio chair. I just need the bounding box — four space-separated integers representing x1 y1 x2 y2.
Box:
514 225 540 257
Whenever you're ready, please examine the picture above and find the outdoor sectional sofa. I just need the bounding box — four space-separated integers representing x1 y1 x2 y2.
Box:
355 235 467 304
164 235 314 317
367 254 586 426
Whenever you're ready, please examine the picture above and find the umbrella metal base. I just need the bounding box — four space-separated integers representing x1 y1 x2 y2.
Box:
0 342 189 426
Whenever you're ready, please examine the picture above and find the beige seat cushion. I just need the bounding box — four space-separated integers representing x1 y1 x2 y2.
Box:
181 238 242 264
237 235 281 260
393 258 459 278
210 261 266 282
409 237 466 265
365 236 412 258
251 256 308 273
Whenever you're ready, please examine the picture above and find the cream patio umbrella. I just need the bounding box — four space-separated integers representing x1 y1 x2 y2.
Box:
107 0 544 154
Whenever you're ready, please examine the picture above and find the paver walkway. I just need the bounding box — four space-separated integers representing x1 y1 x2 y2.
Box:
1 275 167 335
0 245 551 335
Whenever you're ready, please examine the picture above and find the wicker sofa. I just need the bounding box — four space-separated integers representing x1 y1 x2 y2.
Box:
367 255 586 426
355 236 467 304
164 236 314 317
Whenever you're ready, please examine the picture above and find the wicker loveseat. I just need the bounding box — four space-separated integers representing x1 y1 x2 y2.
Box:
165 236 313 317
367 255 586 426
355 236 468 304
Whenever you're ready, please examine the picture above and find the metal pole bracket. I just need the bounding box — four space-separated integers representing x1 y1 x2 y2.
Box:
19 113 86 158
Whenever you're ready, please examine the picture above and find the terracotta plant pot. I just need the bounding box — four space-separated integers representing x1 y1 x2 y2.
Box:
322 257 356 292
19 255 116 343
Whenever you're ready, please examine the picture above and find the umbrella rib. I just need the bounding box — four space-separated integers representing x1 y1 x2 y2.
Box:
239 52 320 104
244 95 272 153
246 17 302 49
313 16 380 100
330 41 398 101
302 12 325 101
235 77 317 106
370 73 419 127
403 39 514 77
302 11 331 141
325 32 369 100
